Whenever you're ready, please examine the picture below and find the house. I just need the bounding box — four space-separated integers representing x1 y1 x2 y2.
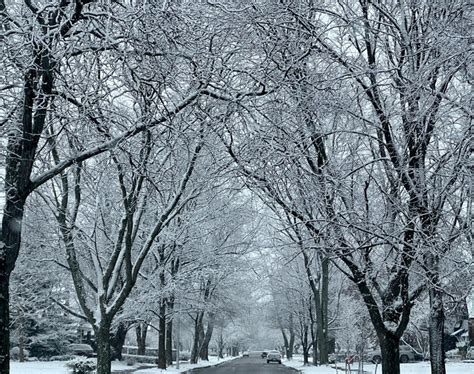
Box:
452 291 474 349
452 318 474 347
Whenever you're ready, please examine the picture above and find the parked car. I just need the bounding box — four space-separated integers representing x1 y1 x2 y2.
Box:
368 345 422 364
266 350 282 364
242 351 249 357
67 344 96 358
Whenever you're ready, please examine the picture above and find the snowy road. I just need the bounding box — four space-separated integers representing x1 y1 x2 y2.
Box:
187 357 299 374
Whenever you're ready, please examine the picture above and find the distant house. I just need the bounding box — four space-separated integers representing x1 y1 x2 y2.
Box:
452 318 473 346
452 292 474 348
75 321 94 345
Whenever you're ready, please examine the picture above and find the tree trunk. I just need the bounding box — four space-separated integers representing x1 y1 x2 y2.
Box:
166 297 175 365
157 302 167 369
302 324 309 365
309 302 317 365
1 196 27 374
428 279 446 374
110 322 129 361
288 314 295 360
0 269 11 374
217 330 225 359
379 332 400 374
423 223 446 374
281 328 290 359
314 281 322 365
199 313 215 361
301 247 330 365
191 312 204 364
318 257 329 364
311 327 317 365
135 322 148 356
166 319 173 365
96 321 112 374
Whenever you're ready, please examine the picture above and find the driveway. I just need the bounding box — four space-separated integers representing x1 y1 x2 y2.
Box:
187 357 299 374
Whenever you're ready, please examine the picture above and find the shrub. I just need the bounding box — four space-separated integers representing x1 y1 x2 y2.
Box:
65 357 96 374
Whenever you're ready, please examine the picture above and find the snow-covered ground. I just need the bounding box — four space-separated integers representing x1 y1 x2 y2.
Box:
283 357 474 374
10 360 142 374
11 360 68 374
10 356 235 374
134 356 236 373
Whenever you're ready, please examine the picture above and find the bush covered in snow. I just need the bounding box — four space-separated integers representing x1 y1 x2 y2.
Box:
65 357 96 374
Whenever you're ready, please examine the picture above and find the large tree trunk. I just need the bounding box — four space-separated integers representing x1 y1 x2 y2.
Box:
422 216 447 374
301 247 329 365
318 257 329 364
281 328 290 359
191 312 204 364
379 331 401 374
96 321 112 374
166 297 175 365
0 270 11 374
199 313 215 361
157 302 167 369
428 267 446 374
135 322 148 356
301 324 309 365
0 196 26 374
166 319 173 365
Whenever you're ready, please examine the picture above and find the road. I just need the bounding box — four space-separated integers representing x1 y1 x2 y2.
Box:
187 357 299 374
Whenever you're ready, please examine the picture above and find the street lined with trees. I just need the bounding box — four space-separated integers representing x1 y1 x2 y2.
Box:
1 1 471 374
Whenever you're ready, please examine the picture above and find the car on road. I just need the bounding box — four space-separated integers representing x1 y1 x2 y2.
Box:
266 350 282 364
242 351 249 357
368 345 423 364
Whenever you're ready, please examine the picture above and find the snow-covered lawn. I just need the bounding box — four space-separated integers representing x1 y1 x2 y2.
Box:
11 360 69 374
11 360 144 374
283 357 474 374
10 356 236 374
